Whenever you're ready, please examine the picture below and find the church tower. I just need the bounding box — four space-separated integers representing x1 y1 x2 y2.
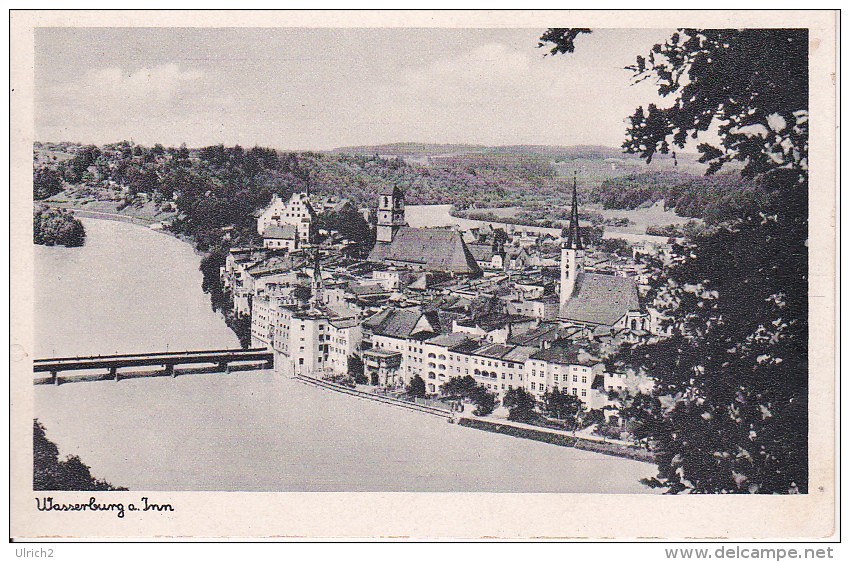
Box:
376 185 406 243
560 173 585 310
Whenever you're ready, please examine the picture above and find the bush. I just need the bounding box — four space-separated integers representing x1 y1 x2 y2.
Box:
33 205 86 247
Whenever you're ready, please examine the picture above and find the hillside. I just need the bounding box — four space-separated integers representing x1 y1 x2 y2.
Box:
33 141 758 230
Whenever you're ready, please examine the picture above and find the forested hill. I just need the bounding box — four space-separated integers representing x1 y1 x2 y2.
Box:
33 141 759 232
592 171 769 226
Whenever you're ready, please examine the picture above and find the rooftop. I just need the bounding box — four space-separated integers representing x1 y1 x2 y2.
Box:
559 273 640 326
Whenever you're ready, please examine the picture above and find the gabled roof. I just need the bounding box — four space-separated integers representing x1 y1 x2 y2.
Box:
559 273 640 327
426 332 472 349
466 243 495 263
364 307 441 339
455 313 536 333
367 227 482 275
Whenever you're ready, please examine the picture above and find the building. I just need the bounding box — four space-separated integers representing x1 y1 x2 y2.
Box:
368 227 482 276
368 185 481 276
272 302 361 378
262 224 298 251
525 343 606 407
256 191 314 247
558 177 647 332
375 185 406 243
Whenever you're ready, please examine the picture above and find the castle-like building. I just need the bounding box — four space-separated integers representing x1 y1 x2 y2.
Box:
256 191 315 249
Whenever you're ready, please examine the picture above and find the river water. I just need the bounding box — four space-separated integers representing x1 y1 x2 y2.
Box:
33 217 657 492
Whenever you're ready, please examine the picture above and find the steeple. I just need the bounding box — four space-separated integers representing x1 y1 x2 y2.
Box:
560 172 585 311
566 172 583 250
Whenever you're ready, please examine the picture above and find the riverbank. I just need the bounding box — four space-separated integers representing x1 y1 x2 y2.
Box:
295 375 453 419
458 417 655 464
297 373 655 465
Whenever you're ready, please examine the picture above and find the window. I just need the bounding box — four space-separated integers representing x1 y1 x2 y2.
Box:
582 376 587 383
428 362 436 368
519 375 523 381
501 374 505 379
573 375 578 382
438 354 446 360
474 369 480 375
531 382 536 390
428 353 436 358
572 388 577 396
428 372 436 379
532 369 536 376
501 384 505 389
581 389 587 397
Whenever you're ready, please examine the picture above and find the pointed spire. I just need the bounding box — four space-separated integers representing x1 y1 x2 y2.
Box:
566 171 584 250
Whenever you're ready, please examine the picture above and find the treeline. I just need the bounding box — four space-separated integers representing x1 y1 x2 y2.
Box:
33 205 86 247
34 419 126 491
592 171 771 225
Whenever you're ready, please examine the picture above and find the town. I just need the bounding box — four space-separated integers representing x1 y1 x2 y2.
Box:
221 177 673 434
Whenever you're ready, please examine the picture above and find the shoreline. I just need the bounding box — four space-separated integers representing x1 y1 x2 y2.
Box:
297 373 656 465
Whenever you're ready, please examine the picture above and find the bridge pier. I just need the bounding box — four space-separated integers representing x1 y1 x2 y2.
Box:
218 361 230 374
51 370 59 386
164 364 175 378
110 366 118 382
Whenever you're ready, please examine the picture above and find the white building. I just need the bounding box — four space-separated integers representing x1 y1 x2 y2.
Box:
256 192 314 246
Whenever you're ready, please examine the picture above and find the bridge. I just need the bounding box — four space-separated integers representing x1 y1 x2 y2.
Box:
33 348 274 386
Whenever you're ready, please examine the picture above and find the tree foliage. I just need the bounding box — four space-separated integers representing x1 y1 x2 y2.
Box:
407 374 426 398
503 387 538 423
470 385 497 416
33 205 86 247
441 375 478 399
542 388 583 428
34 419 126 491
542 28 809 494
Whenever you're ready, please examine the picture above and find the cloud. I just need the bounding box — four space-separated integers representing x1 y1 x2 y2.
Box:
39 63 208 129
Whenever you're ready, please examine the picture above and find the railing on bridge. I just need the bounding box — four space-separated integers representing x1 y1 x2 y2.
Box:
33 348 274 386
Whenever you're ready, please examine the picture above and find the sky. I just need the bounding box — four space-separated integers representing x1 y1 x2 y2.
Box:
35 27 677 151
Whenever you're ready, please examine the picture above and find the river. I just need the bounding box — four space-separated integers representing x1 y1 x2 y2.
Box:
33 217 657 492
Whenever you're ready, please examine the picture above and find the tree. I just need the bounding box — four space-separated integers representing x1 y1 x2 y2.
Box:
34 419 126 491
469 385 497 416
441 375 477 400
503 388 537 423
407 375 426 399
541 29 808 494
542 388 583 428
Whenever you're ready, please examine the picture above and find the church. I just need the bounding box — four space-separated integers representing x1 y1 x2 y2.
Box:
558 177 647 333
367 185 481 276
